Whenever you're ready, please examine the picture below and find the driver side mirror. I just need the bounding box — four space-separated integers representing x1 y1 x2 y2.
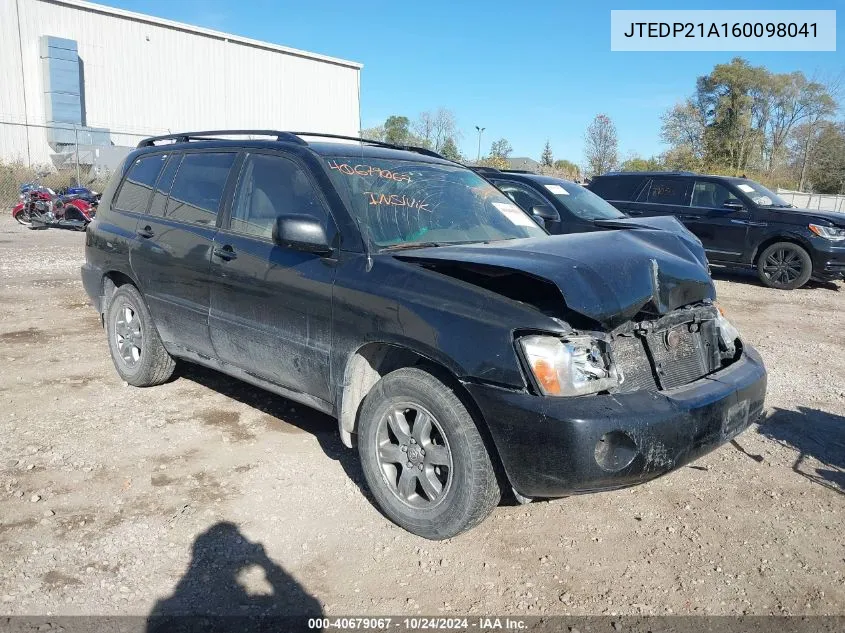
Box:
272 214 332 255
531 204 560 222
722 201 746 212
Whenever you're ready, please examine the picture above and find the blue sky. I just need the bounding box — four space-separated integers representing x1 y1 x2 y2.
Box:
105 0 842 164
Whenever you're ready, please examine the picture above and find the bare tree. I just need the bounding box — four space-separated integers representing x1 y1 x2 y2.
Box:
584 114 618 177
796 74 840 190
414 108 460 152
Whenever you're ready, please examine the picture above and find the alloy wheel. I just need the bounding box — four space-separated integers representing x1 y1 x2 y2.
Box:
761 247 803 285
376 404 453 509
114 303 143 367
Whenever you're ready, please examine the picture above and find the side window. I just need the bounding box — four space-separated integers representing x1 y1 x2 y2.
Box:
148 154 182 217
637 178 690 205
590 175 646 201
229 153 329 240
691 181 741 208
113 154 167 213
165 152 236 225
493 181 547 213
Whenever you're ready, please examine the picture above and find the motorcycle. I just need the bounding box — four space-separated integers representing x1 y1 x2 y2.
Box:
12 184 96 230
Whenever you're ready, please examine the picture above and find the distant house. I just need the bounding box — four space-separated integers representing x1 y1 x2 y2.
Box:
505 157 541 172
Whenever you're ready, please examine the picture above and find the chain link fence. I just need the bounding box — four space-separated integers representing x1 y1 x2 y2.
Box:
1 120 147 209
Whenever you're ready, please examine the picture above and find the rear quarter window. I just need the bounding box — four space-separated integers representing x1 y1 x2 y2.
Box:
589 175 646 201
113 154 168 213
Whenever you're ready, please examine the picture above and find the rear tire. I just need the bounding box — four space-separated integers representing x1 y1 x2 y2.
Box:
14 210 31 226
756 242 812 290
357 367 500 539
105 284 175 386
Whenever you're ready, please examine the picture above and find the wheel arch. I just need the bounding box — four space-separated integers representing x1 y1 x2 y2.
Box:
100 269 142 316
336 342 507 484
751 232 812 265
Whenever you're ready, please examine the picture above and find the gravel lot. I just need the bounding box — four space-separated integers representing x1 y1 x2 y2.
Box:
1 216 843 618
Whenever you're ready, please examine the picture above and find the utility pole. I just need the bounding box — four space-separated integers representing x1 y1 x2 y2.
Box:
475 125 485 163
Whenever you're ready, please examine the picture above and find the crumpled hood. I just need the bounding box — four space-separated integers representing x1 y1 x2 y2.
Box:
395 227 715 329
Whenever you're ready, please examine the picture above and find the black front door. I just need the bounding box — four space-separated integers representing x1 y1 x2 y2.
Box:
208 151 336 403
130 151 237 356
684 180 750 263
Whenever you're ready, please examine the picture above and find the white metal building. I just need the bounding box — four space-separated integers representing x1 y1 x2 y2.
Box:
0 0 362 169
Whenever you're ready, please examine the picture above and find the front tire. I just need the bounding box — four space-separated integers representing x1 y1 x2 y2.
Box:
357 367 500 539
14 210 32 226
105 284 175 386
756 242 812 290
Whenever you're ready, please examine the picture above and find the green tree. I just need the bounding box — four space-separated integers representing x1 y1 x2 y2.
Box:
584 114 618 177
660 100 705 170
383 115 414 146
478 138 513 169
803 121 845 194
489 138 513 159
619 155 663 171
552 159 580 180
439 137 463 162
695 57 770 173
540 141 553 167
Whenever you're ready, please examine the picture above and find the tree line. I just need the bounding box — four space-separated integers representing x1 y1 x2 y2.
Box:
584 57 843 193
364 59 843 194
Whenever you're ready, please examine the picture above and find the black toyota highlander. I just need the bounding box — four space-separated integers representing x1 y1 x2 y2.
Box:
81 131 767 539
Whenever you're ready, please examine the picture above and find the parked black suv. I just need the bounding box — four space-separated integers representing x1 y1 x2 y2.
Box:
82 131 766 539
589 171 845 290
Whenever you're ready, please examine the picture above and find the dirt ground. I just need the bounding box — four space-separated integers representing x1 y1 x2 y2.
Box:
1 216 843 618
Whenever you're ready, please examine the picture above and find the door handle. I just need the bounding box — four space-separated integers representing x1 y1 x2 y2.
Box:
136 226 154 239
679 214 701 221
213 245 237 261
627 209 643 216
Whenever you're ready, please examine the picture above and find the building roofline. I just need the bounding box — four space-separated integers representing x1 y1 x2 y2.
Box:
39 0 364 70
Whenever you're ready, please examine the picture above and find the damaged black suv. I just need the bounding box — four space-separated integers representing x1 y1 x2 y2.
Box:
82 131 767 540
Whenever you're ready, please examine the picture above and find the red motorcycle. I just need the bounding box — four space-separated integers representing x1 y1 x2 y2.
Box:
12 185 96 231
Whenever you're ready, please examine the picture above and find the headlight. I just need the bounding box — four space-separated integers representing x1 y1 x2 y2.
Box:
519 335 619 397
716 307 741 356
809 224 845 242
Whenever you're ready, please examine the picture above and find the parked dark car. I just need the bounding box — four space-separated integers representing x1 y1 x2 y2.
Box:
472 167 634 235
81 131 767 539
588 171 845 290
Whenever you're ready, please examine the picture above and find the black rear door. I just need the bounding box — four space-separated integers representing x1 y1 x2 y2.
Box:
130 151 237 357
624 177 693 223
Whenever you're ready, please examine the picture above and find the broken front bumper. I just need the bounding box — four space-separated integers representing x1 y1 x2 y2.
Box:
465 345 767 499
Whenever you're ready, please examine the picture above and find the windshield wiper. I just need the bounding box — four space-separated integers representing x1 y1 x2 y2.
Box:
379 241 447 252
380 239 491 252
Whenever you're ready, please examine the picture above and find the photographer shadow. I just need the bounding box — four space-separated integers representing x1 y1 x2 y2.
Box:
147 522 322 632
758 406 845 495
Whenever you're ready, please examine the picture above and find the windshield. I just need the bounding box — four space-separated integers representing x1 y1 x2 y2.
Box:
324 157 546 248
734 180 791 208
540 180 625 220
